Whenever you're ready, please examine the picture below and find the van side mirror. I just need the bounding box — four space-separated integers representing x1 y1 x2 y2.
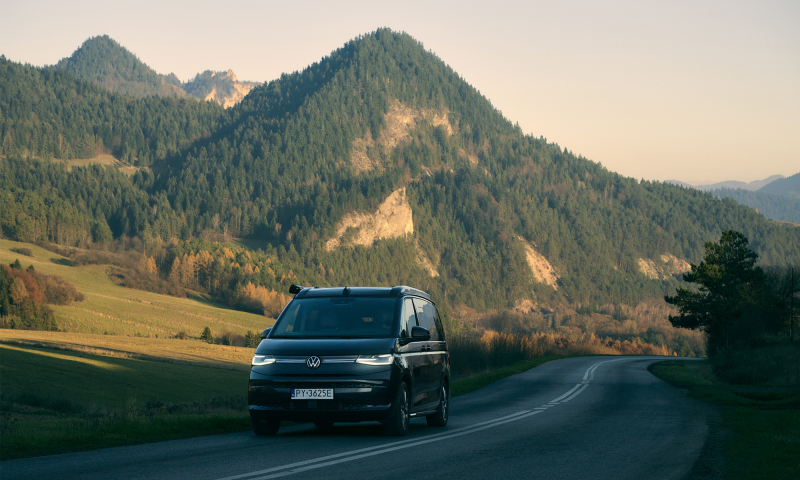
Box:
410 326 431 341
261 328 271 339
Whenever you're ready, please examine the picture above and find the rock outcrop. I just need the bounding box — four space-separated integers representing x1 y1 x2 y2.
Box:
517 237 559 289
325 188 414 250
637 254 691 280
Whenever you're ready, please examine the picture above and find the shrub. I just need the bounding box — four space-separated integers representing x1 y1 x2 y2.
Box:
200 327 214 344
10 248 33 257
244 330 260 348
216 330 244 347
36 272 84 305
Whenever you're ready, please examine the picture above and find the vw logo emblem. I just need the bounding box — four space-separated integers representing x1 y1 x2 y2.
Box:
306 356 321 369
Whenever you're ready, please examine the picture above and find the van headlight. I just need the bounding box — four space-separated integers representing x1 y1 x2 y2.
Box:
252 354 276 366
355 354 393 366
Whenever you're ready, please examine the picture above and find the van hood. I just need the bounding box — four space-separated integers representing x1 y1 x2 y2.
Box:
255 337 396 356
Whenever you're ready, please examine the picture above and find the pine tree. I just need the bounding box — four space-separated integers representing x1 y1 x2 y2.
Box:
200 326 214 344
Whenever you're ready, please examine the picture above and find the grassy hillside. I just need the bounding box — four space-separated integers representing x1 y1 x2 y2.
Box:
0 239 270 337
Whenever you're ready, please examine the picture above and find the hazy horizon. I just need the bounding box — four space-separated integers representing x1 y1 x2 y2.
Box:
2 0 798 184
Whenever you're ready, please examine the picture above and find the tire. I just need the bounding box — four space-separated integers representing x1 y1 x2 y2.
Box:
250 411 280 436
426 382 449 427
381 382 410 436
314 420 334 429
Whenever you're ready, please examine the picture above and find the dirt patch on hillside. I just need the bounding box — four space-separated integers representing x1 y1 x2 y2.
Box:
325 188 414 250
459 148 479 168
350 100 453 174
514 299 537 314
415 239 439 277
517 237 559 289
638 254 692 280
350 136 374 174
661 254 691 273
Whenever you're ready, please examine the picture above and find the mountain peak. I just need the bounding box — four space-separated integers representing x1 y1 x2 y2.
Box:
55 34 184 98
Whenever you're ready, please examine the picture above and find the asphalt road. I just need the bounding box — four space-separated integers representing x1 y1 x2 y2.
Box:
3 356 713 480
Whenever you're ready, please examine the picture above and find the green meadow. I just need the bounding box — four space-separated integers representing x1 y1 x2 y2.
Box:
0 341 251 460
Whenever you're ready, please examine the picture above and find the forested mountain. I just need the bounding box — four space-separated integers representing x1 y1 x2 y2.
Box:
0 56 224 163
711 188 800 223
2 29 799 314
758 172 800 199
55 35 185 98
666 173 799 222
52 35 259 107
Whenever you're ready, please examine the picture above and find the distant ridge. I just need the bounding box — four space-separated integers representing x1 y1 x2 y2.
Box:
55 35 186 98
711 187 800 223
664 180 693 188
55 35 260 107
758 171 800 199
688 175 784 192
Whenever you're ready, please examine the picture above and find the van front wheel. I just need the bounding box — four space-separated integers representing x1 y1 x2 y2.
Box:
381 383 410 436
251 412 280 436
426 383 449 427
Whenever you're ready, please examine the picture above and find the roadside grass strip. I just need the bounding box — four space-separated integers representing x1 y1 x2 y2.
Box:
216 359 617 480
649 360 800 480
449 354 576 397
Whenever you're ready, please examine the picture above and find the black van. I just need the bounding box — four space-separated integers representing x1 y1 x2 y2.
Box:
248 285 449 436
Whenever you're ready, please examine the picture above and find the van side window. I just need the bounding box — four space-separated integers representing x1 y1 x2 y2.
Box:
400 298 418 337
412 298 439 341
433 306 446 342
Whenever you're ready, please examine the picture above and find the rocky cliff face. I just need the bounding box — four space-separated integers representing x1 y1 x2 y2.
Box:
326 188 415 250
183 69 260 108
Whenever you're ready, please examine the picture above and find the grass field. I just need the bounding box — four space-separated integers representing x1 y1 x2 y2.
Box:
0 239 271 338
649 360 800 480
53 154 142 176
0 340 251 460
0 330 253 371
59 154 119 169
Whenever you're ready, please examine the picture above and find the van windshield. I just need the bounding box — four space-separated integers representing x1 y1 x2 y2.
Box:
271 297 397 338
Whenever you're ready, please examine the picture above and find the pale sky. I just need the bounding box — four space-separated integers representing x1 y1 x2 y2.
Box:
2 0 798 184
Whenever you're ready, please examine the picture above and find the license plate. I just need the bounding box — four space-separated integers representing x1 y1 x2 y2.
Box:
291 388 334 399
